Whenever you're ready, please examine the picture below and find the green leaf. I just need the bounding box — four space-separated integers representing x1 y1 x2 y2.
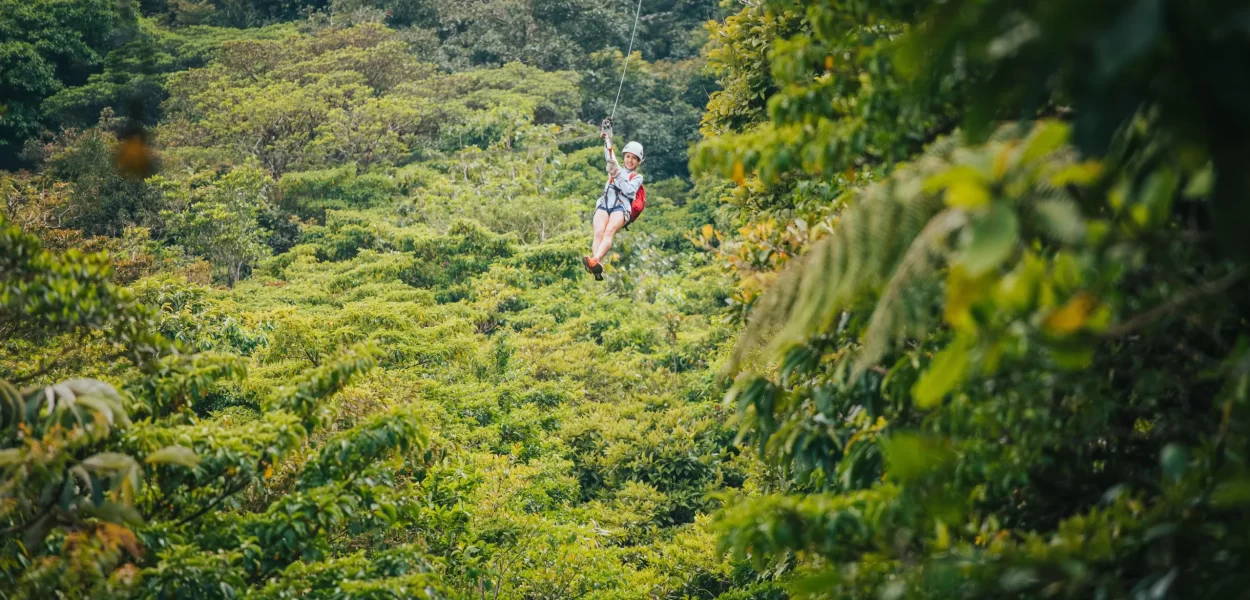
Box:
791 571 844 596
947 181 990 209
85 500 144 526
1049 344 1096 370
0 448 21 466
1143 522 1178 541
1000 567 1039 592
1135 167 1177 228
960 204 1018 276
146 445 201 469
82 452 139 472
912 338 971 409
882 432 954 482
1159 443 1187 484
1034 199 1085 244
23 514 54 552
1212 477 1250 507
1021 121 1070 164
74 394 117 427
1183 163 1214 198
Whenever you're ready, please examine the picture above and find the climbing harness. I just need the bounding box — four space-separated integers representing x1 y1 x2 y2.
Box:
597 122 647 229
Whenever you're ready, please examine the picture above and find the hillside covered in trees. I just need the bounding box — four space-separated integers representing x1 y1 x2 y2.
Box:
4 0 1250 599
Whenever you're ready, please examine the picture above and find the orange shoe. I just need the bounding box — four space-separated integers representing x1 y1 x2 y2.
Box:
583 256 604 280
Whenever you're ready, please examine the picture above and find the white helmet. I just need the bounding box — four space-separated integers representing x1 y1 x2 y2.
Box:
622 141 644 162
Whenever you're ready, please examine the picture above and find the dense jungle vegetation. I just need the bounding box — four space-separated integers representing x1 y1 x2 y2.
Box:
3 0 1250 598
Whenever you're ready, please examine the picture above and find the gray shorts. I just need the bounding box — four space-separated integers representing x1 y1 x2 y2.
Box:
596 196 631 221
596 202 630 221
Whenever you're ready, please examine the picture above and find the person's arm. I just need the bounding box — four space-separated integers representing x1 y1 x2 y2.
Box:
612 170 642 197
603 132 619 172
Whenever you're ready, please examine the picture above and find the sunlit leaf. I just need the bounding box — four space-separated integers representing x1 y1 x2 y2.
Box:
82 452 139 472
944 266 989 332
1050 160 1103 186
1020 121 1070 163
1183 163 1214 198
0 448 21 466
912 337 971 409
146 445 201 469
882 432 954 481
959 204 1018 276
1043 292 1096 334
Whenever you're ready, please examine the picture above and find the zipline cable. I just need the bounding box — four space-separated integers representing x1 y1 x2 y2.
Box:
610 0 645 120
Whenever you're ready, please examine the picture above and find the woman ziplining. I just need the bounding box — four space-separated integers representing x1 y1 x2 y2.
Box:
582 0 647 281
583 119 645 280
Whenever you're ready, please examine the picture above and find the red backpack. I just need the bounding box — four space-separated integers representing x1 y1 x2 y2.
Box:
627 172 646 225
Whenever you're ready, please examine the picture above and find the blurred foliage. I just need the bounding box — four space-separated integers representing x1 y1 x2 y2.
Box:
20 111 162 238
692 0 1250 598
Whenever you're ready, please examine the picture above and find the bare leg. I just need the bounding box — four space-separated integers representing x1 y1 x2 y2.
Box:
592 209 608 253
593 212 627 262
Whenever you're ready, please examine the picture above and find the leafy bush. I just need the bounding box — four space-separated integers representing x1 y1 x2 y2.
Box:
398 220 515 298
24 118 161 236
278 166 398 222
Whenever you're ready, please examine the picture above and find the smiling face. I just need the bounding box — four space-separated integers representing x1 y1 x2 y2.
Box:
623 152 640 170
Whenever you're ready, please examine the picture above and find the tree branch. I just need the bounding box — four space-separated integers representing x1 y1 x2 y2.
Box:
1103 266 1249 338
9 346 76 386
0 503 56 539
174 477 252 528
11 349 129 386
0 469 72 538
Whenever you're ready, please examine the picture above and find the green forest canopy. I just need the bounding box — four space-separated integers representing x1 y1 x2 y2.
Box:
3 0 1250 599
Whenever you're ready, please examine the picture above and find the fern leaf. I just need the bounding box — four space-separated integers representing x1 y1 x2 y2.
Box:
730 122 1089 379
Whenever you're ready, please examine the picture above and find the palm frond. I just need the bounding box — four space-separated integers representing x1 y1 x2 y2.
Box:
729 122 1089 377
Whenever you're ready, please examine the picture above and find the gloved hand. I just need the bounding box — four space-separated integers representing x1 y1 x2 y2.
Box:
608 163 619 178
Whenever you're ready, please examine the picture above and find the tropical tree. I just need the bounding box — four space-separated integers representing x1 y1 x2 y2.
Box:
21 111 161 237
0 0 129 167
160 165 271 286
2 210 206 569
1 210 442 597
